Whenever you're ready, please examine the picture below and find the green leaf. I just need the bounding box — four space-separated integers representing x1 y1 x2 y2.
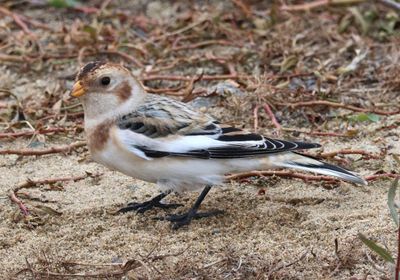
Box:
358 233 395 263
381 11 399 35
388 178 399 227
48 0 79 8
82 25 97 41
355 113 369 122
348 113 380 123
367 113 380 122
349 7 369 35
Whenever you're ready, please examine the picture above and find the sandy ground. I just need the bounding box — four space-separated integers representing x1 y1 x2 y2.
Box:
1 122 398 279
1 1 400 279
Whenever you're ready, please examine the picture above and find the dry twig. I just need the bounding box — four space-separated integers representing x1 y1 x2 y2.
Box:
99 50 144 67
0 127 70 139
263 103 282 135
152 19 208 42
9 191 30 216
13 173 101 193
280 0 365 12
144 85 186 94
9 173 102 217
316 149 379 159
181 72 204 102
267 251 309 279
226 170 339 183
142 74 241 82
282 128 353 137
276 100 400 116
232 0 252 17
17 248 186 278
228 170 400 183
0 53 32 63
0 141 86 156
0 7 35 36
365 173 400 181
253 105 260 132
172 40 238 51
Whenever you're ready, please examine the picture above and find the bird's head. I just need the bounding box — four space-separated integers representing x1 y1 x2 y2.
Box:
70 61 145 122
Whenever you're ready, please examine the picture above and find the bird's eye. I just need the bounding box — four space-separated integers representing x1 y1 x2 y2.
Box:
100 76 111 86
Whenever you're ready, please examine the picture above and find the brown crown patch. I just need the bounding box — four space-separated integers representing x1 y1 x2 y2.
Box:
77 61 106 80
115 81 132 102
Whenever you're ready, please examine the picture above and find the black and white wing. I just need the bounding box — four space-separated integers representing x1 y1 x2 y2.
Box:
115 95 320 160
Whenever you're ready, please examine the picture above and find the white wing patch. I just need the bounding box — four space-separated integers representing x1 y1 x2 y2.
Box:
116 127 263 157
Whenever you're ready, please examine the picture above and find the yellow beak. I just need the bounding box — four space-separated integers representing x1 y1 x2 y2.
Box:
70 81 86 97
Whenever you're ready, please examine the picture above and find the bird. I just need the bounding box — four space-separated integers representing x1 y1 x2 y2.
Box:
70 61 367 229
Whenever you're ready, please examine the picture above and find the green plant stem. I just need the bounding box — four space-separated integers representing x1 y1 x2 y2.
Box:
396 224 400 280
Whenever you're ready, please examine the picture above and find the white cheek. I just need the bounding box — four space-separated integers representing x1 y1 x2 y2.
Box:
109 76 124 91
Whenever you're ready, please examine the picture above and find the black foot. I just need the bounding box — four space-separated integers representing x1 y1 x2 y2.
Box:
118 193 182 214
157 209 224 230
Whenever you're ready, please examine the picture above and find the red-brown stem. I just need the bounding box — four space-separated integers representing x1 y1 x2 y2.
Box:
317 149 379 159
228 171 400 183
181 73 204 103
253 105 260 132
171 40 238 51
12 13 35 37
276 100 400 116
0 7 53 31
281 0 400 12
232 0 252 17
99 51 143 67
280 0 367 12
263 103 281 134
282 128 351 137
365 173 400 181
280 0 331 11
0 7 35 36
9 173 102 216
38 112 84 122
9 191 29 216
0 127 70 139
141 74 241 82
0 141 86 156
226 170 339 183
14 173 102 191
143 85 186 94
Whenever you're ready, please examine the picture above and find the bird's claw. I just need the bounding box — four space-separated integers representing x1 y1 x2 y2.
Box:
118 200 182 214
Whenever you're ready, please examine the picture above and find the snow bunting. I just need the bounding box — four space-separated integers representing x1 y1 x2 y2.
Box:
70 61 366 229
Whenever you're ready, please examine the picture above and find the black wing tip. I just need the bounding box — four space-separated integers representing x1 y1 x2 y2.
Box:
294 141 321 150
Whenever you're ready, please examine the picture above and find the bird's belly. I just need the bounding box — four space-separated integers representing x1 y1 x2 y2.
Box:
91 141 269 192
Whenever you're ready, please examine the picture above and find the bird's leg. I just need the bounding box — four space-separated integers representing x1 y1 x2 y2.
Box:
118 191 182 214
160 186 224 230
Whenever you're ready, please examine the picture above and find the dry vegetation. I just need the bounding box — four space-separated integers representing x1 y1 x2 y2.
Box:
1 0 400 279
